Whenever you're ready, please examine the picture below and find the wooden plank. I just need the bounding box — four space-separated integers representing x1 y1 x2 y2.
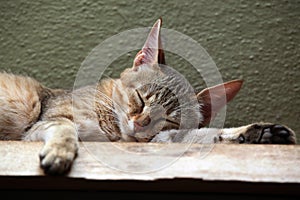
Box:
0 141 299 184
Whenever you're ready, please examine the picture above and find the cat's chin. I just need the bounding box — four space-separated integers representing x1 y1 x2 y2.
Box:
117 122 136 142
133 132 155 142
119 125 156 142
130 128 161 142
120 129 154 142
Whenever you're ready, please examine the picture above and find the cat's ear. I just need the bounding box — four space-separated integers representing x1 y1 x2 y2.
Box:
133 18 166 71
197 79 243 126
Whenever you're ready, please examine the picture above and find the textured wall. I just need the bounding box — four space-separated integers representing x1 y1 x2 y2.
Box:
0 0 299 142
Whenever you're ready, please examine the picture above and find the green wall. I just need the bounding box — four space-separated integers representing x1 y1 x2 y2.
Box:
0 0 299 142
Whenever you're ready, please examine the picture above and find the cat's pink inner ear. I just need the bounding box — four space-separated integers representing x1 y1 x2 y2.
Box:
197 79 243 126
133 19 162 70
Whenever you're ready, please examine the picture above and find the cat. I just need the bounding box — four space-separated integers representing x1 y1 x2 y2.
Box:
0 18 296 175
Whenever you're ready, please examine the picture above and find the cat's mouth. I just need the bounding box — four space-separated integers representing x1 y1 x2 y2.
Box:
129 118 166 142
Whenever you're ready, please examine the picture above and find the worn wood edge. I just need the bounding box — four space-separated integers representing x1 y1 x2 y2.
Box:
1 176 300 196
0 141 300 185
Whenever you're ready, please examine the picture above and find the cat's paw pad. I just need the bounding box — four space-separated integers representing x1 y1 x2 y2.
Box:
39 141 78 175
253 124 296 144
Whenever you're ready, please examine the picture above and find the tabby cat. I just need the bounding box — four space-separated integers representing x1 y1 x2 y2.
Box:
0 19 296 175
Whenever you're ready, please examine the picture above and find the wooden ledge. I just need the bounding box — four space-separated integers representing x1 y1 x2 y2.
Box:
0 141 300 194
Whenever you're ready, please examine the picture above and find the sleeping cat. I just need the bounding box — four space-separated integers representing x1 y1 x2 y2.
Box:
0 19 296 175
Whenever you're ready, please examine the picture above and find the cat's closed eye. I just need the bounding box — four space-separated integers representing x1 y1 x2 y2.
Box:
129 89 145 116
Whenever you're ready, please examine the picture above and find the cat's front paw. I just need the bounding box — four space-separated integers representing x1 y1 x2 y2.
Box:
39 140 78 175
245 123 296 144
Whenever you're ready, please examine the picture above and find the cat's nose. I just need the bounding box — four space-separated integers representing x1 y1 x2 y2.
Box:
133 116 151 132
134 121 144 132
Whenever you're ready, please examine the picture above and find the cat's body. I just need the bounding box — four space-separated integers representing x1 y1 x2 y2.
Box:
0 19 296 175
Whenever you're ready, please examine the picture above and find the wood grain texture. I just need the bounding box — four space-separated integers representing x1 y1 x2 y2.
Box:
0 141 299 184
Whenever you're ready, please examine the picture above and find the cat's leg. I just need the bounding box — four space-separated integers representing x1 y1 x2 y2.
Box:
24 118 78 175
219 123 296 144
151 128 221 143
151 123 296 144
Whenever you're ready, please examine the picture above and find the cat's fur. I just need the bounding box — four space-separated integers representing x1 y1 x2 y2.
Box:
0 19 296 175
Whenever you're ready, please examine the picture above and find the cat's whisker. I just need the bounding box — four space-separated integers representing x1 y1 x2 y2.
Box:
95 91 125 113
96 78 129 116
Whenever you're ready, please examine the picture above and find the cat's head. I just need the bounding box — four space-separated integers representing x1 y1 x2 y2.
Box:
114 19 243 142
